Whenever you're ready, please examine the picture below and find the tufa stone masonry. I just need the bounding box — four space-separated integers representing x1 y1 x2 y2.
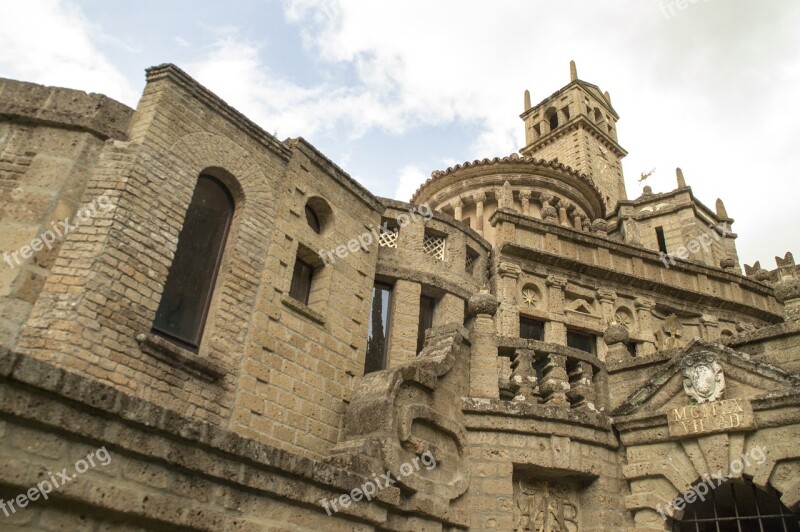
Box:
0 61 799 531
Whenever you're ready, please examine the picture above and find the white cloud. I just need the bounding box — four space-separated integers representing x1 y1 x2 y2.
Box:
280 0 800 266
174 36 192 49
394 165 427 202
0 0 137 105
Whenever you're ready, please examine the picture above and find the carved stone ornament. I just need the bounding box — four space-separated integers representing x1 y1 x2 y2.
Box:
681 352 725 403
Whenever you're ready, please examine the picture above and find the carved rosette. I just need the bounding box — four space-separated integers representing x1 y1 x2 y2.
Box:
681 352 725 403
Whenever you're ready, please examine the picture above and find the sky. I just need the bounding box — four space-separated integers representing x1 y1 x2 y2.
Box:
0 0 797 269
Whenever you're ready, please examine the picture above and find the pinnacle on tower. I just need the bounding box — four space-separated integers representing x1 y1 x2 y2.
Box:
524 89 531 112
676 167 686 188
716 198 729 219
604 91 612 104
570 60 578 82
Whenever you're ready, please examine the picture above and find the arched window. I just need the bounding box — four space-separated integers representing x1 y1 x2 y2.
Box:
672 479 799 531
153 174 234 349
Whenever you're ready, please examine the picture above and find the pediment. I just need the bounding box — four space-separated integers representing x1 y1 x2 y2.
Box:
613 340 800 417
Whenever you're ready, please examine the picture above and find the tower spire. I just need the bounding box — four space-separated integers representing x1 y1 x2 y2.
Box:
570 60 578 81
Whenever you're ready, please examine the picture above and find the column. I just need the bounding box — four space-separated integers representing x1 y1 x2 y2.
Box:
700 314 720 342
453 197 463 222
519 189 532 216
468 290 499 398
635 296 657 356
433 293 464 327
386 280 421 367
544 275 568 344
496 262 521 337
473 192 486 235
596 288 617 325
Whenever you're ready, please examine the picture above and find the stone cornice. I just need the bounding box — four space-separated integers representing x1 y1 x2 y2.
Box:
491 209 777 305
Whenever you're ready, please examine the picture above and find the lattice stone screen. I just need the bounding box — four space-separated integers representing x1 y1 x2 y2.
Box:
423 233 446 261
466 251 477 273
378 227 398 248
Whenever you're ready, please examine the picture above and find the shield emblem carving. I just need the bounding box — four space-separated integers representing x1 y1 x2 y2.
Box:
682 352 725 403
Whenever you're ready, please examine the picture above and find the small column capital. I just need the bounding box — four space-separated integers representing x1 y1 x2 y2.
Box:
596 288 618 303
634 296 656 310
498 261 522 279
546 275 569 289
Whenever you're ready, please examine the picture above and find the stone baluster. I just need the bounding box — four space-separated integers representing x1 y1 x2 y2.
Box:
566 360 596 408
541 194 559 224
539 352 569 406
510 349 539 403
468 289 499 398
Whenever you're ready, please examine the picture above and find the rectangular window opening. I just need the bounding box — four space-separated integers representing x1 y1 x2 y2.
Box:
417 295 436 354
567 329 596 356
520 316 545 341
655 226 668 254
364 282 393 374
289 257 314 305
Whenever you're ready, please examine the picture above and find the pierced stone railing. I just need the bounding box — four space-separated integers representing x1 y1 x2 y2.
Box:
497 337 607 412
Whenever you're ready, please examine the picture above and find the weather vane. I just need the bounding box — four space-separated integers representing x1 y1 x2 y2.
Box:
638 168 656 187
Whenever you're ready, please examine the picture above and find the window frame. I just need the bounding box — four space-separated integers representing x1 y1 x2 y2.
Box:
289 256 315 306
151 174 234 351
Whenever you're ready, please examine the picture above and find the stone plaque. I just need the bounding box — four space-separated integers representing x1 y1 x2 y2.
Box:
667 398 755 438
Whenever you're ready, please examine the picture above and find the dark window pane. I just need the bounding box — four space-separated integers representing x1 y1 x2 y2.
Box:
289 258 314 305
520 317 545 341
417 295 435 354
305 205 321 234
567 330 596 355
656 226 668 254
364 282 392 374
153 175 233 348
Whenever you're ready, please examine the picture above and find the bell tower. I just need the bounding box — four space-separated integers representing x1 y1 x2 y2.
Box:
520 61 628 211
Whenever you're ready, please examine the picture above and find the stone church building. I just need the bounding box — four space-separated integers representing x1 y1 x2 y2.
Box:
0 60 798 531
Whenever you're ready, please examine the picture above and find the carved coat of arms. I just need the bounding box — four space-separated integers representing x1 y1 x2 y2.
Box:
681 352 725 403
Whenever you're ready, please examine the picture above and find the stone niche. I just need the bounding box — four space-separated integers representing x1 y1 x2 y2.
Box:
513 467 582 532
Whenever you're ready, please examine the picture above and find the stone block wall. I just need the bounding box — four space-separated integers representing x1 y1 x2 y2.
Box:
0 78 133 350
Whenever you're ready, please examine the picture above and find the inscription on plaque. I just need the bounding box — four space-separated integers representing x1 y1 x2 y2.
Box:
667 398 755 437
